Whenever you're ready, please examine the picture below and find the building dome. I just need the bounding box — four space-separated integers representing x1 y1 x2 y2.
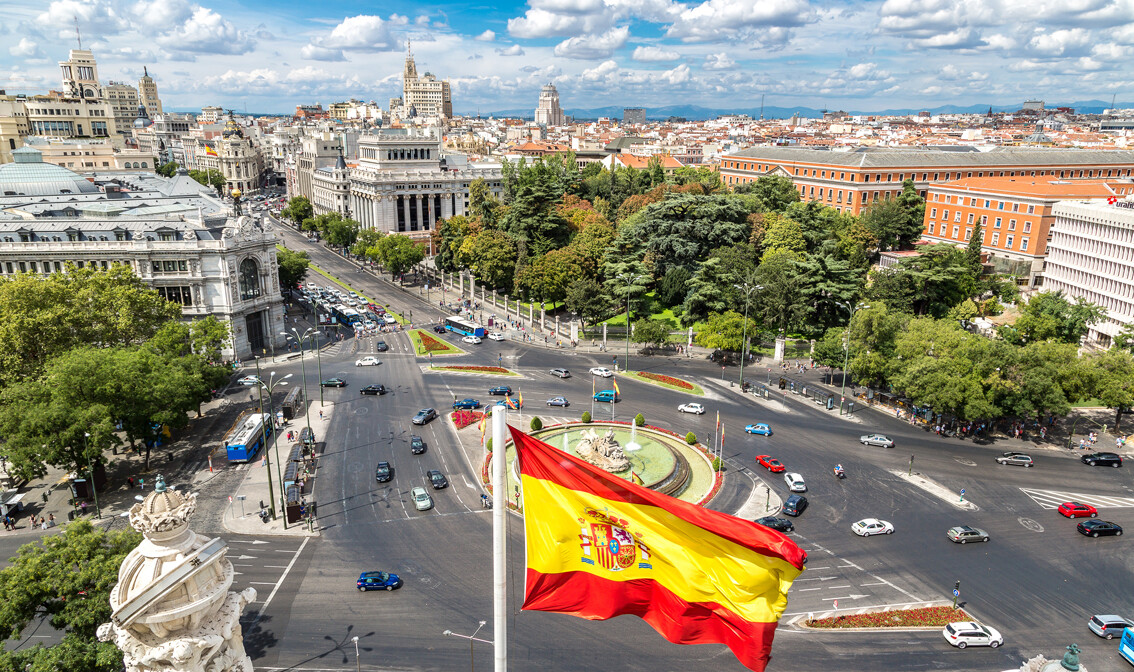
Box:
0 147 100 196
222 117 244 139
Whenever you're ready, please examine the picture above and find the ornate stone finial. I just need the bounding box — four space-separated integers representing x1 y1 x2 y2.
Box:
1061 643 1081 671
154 475 166 493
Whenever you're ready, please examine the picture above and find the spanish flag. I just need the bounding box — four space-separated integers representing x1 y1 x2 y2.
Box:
612 377 620 397
204 144 218 157
518 390 524 408
512 426 804 671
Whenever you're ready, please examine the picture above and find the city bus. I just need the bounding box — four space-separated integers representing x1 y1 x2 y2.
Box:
1121 627 1134 666
223 412 273 462
444 317 485 338
332 304 362 326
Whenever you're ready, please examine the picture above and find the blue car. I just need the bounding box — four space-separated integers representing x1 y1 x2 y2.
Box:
357 571 402 591
745 423 772 436
453 398 482 410
593 389 619 403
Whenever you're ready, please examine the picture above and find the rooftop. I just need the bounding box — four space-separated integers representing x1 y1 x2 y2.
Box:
725 146 1134 168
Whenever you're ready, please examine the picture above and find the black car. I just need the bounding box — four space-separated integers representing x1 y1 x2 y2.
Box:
410 435 426 454
320 378 346 387
1082 452 1123 467
360 384 388 396
432 325 447 334
1078 519 1123 537
375 461 393 482
427 469 448 489
412 408 437 425
781 495 808 517
756 516 794 533
453 398 481 410
488 386 513 396
375 341 389 352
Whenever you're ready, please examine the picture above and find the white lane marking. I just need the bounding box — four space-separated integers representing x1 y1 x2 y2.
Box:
861 582 887 586
1020 487 1134 509
797 587 823 592
825 585 851 590
252 536 309 624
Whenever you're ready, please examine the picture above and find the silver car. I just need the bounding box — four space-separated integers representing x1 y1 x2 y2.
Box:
411 486 433 511
859 433 894 448
996 452 1034 467
783 472 807 492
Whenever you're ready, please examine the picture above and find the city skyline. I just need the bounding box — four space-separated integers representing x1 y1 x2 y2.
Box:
1 0 1133 115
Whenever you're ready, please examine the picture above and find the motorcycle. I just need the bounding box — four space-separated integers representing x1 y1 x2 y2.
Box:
833 465 846 479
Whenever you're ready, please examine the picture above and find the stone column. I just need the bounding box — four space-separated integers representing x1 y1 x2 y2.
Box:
774 335 786 361
540 305 545 332
416 194 425 232
401 196 411 234
469 275 476 303
529 303 534 325
570 321 579 343
603 322 608 348
459 270 465 297
492 290 498 308
554 315 560 339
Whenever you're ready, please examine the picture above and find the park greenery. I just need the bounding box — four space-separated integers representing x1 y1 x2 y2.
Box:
187 168 226 195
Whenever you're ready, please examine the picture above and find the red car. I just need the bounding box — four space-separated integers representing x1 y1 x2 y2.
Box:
1058 501 1098 518
756 455 786 473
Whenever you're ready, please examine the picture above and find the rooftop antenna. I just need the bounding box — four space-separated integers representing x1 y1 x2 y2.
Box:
1112 93 1117 109
74 16 82 49
760 94 765 121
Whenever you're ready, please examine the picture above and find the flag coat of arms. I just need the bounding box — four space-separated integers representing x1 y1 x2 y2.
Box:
511 425 805 671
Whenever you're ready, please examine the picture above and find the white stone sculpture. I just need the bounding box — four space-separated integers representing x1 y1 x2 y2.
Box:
97 475 257 672
574 428 632 472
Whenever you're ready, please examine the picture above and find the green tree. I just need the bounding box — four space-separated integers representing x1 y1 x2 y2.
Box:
565 278 610 329
276 247 310 293
469 177 501 226
467 229 518 291
434 215 475 272
613 194 752 277
155 160 179 177
281 196 314 228
965 220 984 276
658 266 692 308
1005 291 1106 345
681 258 733 325
501 156 574 256
866 244 976 318
693 311 756 353
860 197 908 252
796 253 863 333
733 174 800 212
374 234 426 284
1088 347 1134 430
187 169 226 195
633 318 671 348
0 520 140 672
514 248 579 304
754 250 808 334
351 229 385 260
760 212 807 261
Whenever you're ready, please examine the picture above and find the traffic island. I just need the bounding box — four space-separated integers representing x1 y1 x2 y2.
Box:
408 329 465 356
802 605 970 630
625 370 705 396
427 364 519 377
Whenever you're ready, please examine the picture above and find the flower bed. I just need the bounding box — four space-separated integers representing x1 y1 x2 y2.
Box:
807 606 969 629
432 365 516 375
637 371 694 390
419 332 450 352
451 409 485 430
408 329 462 356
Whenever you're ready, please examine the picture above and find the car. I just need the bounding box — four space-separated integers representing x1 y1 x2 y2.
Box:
1088 614 1134 639
1058 501 1098 518
488 386 513 396
427 469 449 489
546 396 570 407
375 461 393 482
745 423 772 436
360 384 388 396
462 335 482 344
453 398 481 410
1083 452 1123 468
236 375 261 386
781 494 808 517
432 325 447 334
946 525 990 544
678 403 705 414
411 486 433 511
549 368 571 378
375 341 389 352
783 473 807 492
589 367 614 378
943 621 1003 649
1078 519 1123 537
320 378 346 387
756 455 785 473
487 332 505 341
593 389 619 403
494 397 522 409
859 433 894 447
996 452 1034 467
756 516 794 533
412 408 437 425
357 570 402 591
355 356 381 367
410 435 426 454
852 518 895 536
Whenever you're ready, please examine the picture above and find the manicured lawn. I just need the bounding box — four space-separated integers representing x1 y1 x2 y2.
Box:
807 606 969 629
626 370 705 396
430 365 519 377
408 329 464 356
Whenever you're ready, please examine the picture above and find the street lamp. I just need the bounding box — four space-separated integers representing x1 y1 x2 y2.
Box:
617 273 642 374
444 620 490 672
83 432 101 519
252 358 291 523
733 282 763 388
835 301 870 416
282 327 318 429
351 635 360 672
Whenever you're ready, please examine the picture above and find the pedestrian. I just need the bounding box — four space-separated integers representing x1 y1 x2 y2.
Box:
80 500 87 514
1080 438 1086 450
40 518 47 531
47 513 55 527
319 409 324 420
127 476 135 489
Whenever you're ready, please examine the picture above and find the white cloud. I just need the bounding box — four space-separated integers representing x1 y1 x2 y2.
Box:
554 26 630 58
907 28 984 49
495 44 526 56
37 0 128 40
632 45 680 61
301 44 347 61
508 8 611 38
666 0 813 42
660 62 691 84
132 0 194 31
316 14 399 51
475 29 496 41
1027 28 1091 56
155 6 256 55
580 59 619 81
9 38 43 59
702 52 734 69
847 62 889 80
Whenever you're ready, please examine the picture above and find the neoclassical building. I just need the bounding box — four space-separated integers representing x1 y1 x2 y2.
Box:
193 116 265 196
0 147 285 359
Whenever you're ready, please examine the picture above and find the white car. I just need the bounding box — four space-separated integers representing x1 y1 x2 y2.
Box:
355 356 381 367
487 332 505 341
462 335 482 344
942 621 1003 649
236 375 261 386
852 518 894 536
383 315 397 325
589 367 614 378
678 403 705 414
411 486 433 511
783 473 807 492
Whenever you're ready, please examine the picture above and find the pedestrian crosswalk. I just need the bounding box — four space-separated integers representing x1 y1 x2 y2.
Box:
1020 488 1134 510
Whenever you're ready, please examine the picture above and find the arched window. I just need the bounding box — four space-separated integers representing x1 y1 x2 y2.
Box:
238 258 261 301
141 162 147 168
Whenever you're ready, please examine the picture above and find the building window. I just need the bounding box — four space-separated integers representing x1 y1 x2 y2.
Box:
1027 205 1035 214
238 258 261 301
931 208 937 218
954 211 962 222
943 210 949 221
967 213 974 224
1005 235 1014 249
952 226 960 238
965 228 972 241
994 218 1002 228
991 232 1000 246
1021 238 1029 251
1023 222 1031 233
157 286 193 306
1009 219 1016 230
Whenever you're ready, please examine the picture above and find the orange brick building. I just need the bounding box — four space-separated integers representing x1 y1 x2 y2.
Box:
920 177 1134 286
719 147 1134 215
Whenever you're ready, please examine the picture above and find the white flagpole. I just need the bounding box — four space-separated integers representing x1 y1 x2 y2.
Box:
491 406 508 672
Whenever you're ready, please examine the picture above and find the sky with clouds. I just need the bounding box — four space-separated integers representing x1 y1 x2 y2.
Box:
1 0 1132 115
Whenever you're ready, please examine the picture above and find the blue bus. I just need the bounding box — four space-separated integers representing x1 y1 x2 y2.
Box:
332 304 363 326
1121 627 1134 666
223 412 273 462
445 317 485 338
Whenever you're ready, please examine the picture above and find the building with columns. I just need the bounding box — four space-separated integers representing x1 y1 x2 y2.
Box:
348 128 502 246
193 116 265 195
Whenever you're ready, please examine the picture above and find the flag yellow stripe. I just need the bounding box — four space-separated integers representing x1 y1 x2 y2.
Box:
521 473 801 623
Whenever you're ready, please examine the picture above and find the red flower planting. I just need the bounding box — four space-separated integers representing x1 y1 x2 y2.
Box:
808 606 969 629
419 332 451 352
637 371 694 390
439 365 511 374
451 409 485 430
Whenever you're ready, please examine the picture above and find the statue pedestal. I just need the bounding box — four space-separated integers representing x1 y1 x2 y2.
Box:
1013 654 1086 672
773 336 786 362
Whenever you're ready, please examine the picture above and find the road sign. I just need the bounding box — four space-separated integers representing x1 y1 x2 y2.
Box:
228 495 233 503
960 488 966 495
952 588 960 597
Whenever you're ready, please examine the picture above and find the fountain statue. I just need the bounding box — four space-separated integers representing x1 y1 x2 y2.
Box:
97 476 257 672
574 428 632 472
625 422 642 452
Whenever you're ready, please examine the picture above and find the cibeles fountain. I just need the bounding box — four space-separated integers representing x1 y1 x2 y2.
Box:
97 476 257 672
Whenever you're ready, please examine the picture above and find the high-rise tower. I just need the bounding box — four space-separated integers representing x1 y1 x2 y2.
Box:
138 66 163 116
534 83 565 126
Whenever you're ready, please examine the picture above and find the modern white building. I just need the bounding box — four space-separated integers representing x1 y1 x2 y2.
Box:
534 83 565 127
1046 199 1134 347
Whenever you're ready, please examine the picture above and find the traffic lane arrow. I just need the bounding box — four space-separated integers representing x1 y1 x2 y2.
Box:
822 594 868 601
793 575 838 582
234 555 259 561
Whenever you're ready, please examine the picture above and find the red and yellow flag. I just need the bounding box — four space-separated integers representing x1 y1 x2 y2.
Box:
511 426 804 671
612 377 620 397
204 144 218 157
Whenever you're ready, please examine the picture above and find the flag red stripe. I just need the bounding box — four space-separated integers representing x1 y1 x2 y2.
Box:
510 426 805 568
524 567 778 672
